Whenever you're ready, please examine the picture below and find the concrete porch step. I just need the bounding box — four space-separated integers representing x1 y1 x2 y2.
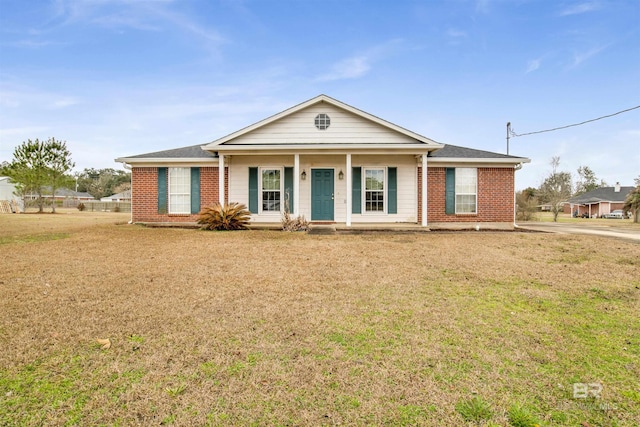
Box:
308 224 337 235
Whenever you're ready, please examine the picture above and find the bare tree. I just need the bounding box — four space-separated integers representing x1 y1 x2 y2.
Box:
538 157 572 222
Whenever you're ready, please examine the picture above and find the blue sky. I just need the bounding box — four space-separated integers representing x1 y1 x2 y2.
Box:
1 0 638 190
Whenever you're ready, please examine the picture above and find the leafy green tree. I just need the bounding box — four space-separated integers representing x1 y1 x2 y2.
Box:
574 165 606 195
538 157 572 222
76 168 130 199
1 138 75 213
47 140 75 213
2 140 47 211
623 185 640 223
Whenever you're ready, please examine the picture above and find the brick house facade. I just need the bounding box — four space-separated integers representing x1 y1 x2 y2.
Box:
117 95 529 228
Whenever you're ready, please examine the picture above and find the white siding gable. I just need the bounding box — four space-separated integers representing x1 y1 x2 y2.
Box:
221 103 419 146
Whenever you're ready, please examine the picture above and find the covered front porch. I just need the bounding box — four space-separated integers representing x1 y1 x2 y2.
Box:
215 151 433 227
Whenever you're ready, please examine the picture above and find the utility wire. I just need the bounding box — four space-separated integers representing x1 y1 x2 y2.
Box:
509 105 640 137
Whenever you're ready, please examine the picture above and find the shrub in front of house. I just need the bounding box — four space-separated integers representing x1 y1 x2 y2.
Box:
281 211 309 232
197 202 251 230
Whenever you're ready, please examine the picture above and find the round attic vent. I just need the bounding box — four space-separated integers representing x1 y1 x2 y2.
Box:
314 113 330 130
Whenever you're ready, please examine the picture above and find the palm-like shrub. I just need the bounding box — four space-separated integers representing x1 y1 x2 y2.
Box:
197 202 251 230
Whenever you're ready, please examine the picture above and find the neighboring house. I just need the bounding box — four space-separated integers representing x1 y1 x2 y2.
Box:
24 188 95 202
564 183 634 218
101 190 131 202
116 95 530 229
0 176 17 201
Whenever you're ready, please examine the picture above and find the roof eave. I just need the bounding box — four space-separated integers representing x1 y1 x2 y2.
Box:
428 157 531 164
115 157 219 164
211 143 444 155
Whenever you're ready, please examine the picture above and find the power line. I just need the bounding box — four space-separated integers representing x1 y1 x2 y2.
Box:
509 105 640 138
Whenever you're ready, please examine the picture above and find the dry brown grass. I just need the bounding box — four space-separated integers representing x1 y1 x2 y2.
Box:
0 211 638 426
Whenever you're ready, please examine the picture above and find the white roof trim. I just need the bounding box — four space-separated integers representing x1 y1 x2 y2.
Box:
203 94 443 149
428 157 531 164
115 157 219 164
214 143 438 152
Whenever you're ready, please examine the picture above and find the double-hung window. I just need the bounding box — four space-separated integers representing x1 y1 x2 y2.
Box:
364 168 385 212
455 168 477 214
261 168 282 212
169 167 191 214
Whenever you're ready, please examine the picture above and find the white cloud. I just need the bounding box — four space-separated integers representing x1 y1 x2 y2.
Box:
558 2 600 17
49 0 224 47
570 45 607 67
50 97 81 109
316 39 404 82
446 29 467 45
317 56 371 82
526 58 541 73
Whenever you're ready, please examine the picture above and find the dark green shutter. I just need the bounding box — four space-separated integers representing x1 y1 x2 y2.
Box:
445 168 455 215
248 167 258 213
284 167 294 214
190 167 200 214
388 167 397 214
158 167 167 213
352 167 362 214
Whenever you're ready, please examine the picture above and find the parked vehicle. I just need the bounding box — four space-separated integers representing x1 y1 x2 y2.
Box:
604 209 624 219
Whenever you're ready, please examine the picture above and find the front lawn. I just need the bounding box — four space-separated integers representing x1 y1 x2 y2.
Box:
0 212 638 426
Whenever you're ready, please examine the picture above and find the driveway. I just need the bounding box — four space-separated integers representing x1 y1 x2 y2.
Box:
517 221 640 243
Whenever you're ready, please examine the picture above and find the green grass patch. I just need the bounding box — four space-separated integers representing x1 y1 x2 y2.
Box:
507 403 541 427
456 396 493 422
0 232 70 245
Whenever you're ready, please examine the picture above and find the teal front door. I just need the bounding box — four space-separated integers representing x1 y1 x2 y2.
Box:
311 169 334 221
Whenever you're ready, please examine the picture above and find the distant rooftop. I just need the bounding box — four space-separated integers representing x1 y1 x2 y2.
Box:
567 185 635 204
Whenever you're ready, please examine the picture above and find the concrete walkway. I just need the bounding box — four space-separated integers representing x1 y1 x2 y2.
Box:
517 222 640 243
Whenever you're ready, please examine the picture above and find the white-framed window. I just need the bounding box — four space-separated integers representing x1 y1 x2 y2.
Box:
364 167 385 213
169 167 191 214
261 168 282 213
455 168 477 214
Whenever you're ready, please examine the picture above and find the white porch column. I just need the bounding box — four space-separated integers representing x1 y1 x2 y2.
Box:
346 153 352 227
421 154 428 227
218 154 225 205
294 154 300 215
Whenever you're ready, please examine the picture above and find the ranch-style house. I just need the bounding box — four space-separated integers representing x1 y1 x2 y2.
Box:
116 95 530 229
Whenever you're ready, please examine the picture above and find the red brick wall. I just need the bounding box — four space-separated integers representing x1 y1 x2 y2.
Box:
131 166 226 223
418 167 515 223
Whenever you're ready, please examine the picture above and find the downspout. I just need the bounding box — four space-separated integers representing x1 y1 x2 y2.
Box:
513 163 523 229
121 163 133 224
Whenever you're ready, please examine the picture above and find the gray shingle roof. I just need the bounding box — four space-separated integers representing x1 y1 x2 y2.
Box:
567 186 635 204
429 144 522 159
125 145 217 159
123 143 522 160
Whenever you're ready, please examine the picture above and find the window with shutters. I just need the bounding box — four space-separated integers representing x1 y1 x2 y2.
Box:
169 167 191 214
364 168 385 212
455 168 477 214
261 168 282 213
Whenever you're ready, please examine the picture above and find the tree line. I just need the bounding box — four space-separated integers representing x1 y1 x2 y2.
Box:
1 138 130 212
516 156 640 223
